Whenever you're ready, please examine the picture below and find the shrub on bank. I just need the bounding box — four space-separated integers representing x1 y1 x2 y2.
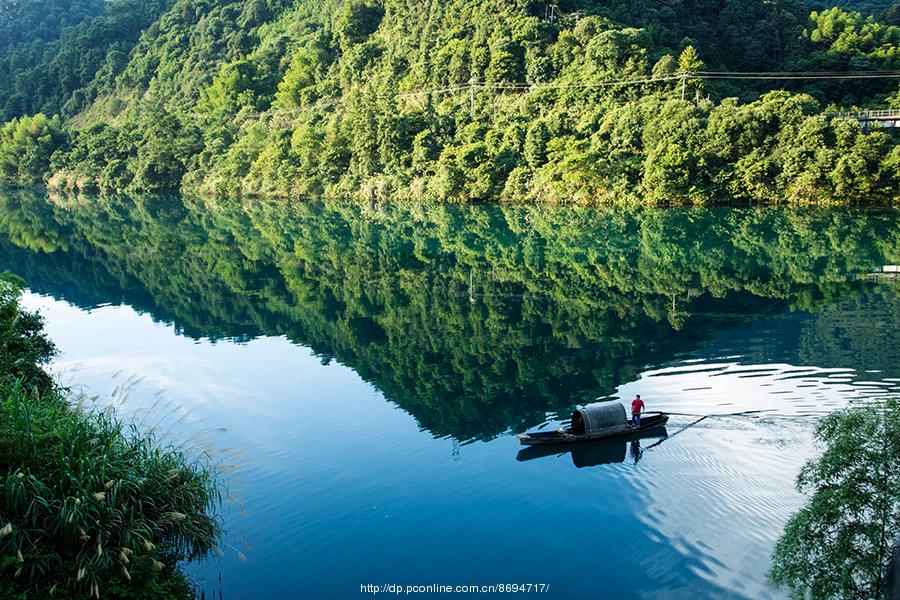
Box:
0 275 224 599
770 399 900 599
0 273 55 395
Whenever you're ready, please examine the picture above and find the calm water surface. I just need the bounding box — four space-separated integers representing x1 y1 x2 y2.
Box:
1 189 898 599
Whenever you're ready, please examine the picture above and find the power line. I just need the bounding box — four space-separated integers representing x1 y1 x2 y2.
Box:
699 70 900 80
378 71 900 99
194 70 900 124
477 74 685 90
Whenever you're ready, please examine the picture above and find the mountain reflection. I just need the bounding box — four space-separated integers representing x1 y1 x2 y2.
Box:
0 188 897 441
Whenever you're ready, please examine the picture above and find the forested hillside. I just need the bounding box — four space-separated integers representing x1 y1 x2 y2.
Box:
0 0 898 204
0 0 174 121
0 0 105 50
819 0 898 20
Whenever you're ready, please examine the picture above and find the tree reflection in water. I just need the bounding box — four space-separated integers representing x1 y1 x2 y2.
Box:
0 189 897 442
770 400 900 600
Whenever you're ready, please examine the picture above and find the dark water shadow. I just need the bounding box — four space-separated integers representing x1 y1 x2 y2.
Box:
889 542 900 600
516 427 668 467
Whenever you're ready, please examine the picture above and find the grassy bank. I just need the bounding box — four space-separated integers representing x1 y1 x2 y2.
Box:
0 273 224 599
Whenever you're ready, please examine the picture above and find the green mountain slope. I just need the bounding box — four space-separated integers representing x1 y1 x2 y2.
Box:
0 0 105 51
0 0 175 121
1 0 898 204
816 0 898 20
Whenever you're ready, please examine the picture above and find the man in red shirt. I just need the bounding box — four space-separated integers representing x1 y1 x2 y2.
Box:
631 394 645 427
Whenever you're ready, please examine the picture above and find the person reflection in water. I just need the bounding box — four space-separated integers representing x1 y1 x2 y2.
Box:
630 440 642 464
631 394 645 427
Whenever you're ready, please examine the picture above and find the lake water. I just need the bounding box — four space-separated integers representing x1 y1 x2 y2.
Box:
1 189 898 599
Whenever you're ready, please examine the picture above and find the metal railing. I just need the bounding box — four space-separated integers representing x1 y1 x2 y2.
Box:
830 109 900 119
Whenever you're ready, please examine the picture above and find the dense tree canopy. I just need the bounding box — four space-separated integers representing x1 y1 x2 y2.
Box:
0 0 105 51
0 114 66 184
0 0 897 204
0 0 174 121
821 0 898 20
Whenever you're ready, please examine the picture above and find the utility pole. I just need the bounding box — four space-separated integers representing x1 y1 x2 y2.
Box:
680 74 687 101
469 77 476 119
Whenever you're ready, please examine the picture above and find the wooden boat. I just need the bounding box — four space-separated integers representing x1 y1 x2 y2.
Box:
518 401 669 445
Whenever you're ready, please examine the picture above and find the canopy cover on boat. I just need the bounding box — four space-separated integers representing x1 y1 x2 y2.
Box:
571 402 628 435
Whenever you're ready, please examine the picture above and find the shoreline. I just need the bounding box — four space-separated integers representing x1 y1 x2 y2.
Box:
6 180 899 209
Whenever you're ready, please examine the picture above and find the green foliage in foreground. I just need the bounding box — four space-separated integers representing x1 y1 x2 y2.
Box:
0 278 223 598
0 274 55 394
0 0 898 204
771 400 900 599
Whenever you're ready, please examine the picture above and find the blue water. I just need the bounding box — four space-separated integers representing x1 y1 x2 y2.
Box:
2 191 898 598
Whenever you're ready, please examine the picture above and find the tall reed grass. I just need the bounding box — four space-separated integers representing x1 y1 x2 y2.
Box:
0 273 225 598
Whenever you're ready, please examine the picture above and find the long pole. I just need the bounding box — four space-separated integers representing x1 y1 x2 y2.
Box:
681 74 687 100
643 409 767 450
469 77 476 118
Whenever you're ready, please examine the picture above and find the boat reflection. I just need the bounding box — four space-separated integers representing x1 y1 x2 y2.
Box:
888 542 899 600
516 428 668 467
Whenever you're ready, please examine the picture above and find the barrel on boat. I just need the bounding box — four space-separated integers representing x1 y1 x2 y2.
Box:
570 401 628 436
